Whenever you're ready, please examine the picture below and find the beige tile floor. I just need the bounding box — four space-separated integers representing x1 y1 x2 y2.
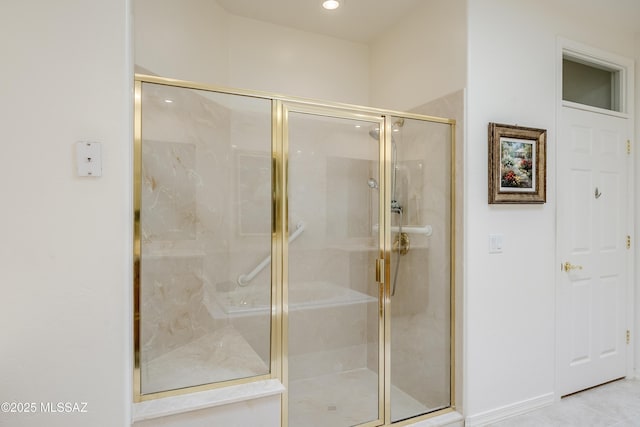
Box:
487 378 640 427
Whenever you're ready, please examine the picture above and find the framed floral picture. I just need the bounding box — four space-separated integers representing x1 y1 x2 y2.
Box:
488 123 547 204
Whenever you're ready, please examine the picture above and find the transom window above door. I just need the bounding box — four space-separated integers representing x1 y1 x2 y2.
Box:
562 54 622 112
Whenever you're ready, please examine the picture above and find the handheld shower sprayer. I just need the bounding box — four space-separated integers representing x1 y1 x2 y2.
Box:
366 119 406 296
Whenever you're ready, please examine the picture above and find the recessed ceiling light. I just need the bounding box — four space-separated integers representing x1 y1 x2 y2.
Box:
322 0 340 10
164 99 173 103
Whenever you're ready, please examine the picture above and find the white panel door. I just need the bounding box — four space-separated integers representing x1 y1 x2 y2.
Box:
557 106 629 396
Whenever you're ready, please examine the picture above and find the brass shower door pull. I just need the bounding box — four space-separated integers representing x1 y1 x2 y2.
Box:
375 258 385 316
562 261 583 272
375 258 384 283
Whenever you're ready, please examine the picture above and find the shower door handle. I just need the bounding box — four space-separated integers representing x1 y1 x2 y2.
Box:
375 258 385 283
376 258 385 316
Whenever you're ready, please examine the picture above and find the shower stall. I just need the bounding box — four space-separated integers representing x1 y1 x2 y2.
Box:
133 75 455 427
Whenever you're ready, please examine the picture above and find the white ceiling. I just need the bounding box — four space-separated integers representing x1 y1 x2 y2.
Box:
215 0 640 43
215 0 423 43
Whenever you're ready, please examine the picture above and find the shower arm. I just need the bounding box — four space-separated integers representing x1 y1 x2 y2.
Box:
237 221 305 286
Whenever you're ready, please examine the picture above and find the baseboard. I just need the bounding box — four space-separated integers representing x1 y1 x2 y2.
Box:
464 392 554 427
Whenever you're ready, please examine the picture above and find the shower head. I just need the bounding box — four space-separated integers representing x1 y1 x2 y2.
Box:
367 178 379 190
368 120 403 141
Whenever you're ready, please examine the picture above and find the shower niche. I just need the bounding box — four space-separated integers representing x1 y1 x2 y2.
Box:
134 75 455 427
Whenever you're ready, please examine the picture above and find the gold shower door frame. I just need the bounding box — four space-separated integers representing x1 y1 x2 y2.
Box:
133 74 456 427
280 102 387 427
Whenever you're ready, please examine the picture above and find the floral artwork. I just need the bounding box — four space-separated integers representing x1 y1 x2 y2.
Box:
499 138 536 192
488 123 546 204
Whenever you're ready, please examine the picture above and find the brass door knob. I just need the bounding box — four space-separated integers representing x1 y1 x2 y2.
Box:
562 262 583 272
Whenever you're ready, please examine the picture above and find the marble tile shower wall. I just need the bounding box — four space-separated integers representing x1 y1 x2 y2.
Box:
287 122 379 381
388 123 452 408
141 87 225 362
140 85 272 368
359 120 455 408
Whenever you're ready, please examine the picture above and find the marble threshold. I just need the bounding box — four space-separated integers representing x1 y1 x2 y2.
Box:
133 379 285 422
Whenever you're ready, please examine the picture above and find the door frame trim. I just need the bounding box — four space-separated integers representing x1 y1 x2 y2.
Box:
555 37 636 397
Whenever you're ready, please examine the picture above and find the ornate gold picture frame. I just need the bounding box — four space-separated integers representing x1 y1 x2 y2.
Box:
488 122 547 204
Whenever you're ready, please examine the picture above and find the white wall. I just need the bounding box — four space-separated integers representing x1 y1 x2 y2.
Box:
135 0 467 110
134 0 229 85
0 1 131 427
227 15 370 104
465 0 637 421
369 0 466 111
134 2 370 105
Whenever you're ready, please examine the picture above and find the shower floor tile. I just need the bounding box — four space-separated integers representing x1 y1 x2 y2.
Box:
289 368 430 427
141 325 267 394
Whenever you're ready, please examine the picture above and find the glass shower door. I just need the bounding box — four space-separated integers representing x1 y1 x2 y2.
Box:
387 117 453 422
134 75 456 423
134 80 274 400
285 106 384 427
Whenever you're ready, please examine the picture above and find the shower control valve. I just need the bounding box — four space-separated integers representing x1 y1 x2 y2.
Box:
393 232 410 255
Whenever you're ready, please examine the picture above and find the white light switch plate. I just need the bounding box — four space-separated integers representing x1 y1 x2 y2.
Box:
489 233 504 253
76 141 102 177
